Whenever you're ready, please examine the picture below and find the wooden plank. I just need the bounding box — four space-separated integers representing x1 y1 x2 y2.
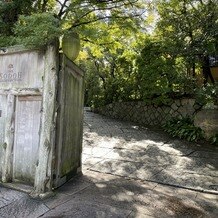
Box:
53 55 66 187
0 45 38 55
53 55 84 188
58 55 84 180
0 89 42 96
0 95 7 176
2 94 15 182
65 56 84 77
18 96 42 101
34 44 59 194
0 50 45 89
13 97 41 184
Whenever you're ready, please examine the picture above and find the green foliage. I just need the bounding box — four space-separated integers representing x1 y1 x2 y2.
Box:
156 0 218 83
133 0 218 106
81 50 139 108
0 0 37 47
210 134 218 146
0 35 16 47
136 37 197 105
13 13 62 48
163 117 204 142
156 0 218 58
0 0 147 49
0 0 35 36
1 0 216 110
195 83 218 107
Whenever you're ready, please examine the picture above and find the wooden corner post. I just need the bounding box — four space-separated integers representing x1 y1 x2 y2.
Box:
2 94 15 182
34 44 59 194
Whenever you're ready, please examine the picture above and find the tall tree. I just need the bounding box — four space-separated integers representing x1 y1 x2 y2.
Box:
0 0 147 38
156 0 218 82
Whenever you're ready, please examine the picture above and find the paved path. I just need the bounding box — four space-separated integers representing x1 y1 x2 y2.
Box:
0 110 218 217
83 111 218 194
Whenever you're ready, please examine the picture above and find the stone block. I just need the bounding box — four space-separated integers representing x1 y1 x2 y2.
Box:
181 98 195 107
194 109 218 139
171 102 178 111
175 99 181 107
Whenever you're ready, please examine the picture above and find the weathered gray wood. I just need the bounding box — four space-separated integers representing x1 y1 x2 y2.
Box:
53 55 66 187
0 45 84 193
0 88 42 96
54 55 84 187
0 95 7 175
0 45 33 54
2 94 15 182
34 45 58 194
67 57 84 173
13 96 42 184
0 49 44 89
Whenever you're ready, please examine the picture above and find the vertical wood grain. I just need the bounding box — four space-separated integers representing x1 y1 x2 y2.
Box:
0 95 7 176
34 44 58 194
54 55 84 187
2 94 15 182
13 96 41 184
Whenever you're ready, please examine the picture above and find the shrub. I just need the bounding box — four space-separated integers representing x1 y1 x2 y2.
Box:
195 83 218 107
163 116 204 142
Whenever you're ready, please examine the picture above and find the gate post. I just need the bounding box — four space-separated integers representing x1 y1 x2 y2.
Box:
34 45 58 194
2 94 15 182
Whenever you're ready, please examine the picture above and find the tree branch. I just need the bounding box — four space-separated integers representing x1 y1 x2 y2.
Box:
42 0 48 12
57 0 69 18
80 37 114 46
71 12 143 28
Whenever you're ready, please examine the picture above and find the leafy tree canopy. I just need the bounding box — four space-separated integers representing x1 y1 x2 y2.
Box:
0 0 149 47
1 0 217 108
135 0 218 105
156 0 218 64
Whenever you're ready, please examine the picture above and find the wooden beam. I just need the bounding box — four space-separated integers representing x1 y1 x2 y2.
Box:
2 94 15 182
34 44 59 194
0 89 42 96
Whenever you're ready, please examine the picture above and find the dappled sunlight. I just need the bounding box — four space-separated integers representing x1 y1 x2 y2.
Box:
40 166 217 217
111 191 136 202
83 111 218 194
71 171 217 217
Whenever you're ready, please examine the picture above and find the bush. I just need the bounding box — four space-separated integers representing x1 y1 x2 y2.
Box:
136 38 197 106
163 116 204 142
195 83 218 107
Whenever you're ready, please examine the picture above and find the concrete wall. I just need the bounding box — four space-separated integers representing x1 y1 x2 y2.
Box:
194 109 218 139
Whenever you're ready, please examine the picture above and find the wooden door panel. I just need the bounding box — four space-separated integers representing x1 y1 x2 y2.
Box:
0 95 7 172
13 96 42 184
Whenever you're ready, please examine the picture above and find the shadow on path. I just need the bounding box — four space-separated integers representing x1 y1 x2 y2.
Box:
83 111 218 194
0 110 217 217
41 172 218 217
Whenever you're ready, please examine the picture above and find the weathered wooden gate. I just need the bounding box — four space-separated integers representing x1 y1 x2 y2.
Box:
54 55 84 188
0 45 84 194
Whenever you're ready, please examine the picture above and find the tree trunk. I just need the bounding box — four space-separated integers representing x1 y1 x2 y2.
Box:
202 55 214 84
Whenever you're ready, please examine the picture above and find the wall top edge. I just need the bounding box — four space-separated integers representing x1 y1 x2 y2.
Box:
0 45 43 55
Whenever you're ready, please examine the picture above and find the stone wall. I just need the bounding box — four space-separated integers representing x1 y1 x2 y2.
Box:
194 109 218 139
94 99 198 127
